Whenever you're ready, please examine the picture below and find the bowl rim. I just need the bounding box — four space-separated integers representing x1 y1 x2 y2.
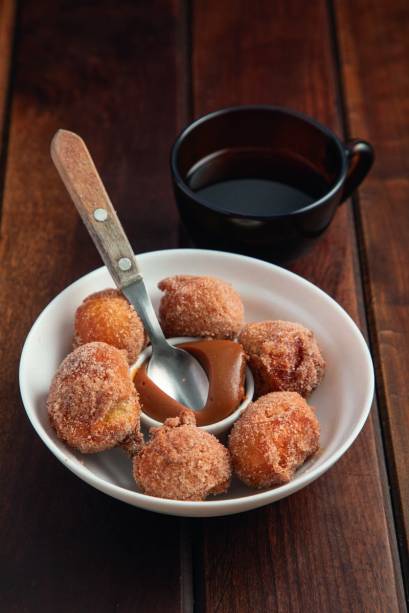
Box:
19 248 374 512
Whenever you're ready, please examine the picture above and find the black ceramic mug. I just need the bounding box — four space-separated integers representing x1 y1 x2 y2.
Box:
170 106 374 261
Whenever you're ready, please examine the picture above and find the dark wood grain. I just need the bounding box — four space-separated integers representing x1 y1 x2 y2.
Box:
0 1 188 611
0 0 15 142
0 0 16 212
191 0 404 610
335 0 409 592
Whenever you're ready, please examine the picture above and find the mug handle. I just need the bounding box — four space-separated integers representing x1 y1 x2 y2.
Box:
340 139 374 203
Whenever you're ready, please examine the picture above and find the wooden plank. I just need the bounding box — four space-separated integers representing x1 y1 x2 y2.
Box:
0 0 16 142
0 0 16 200
335 0 409 590
0 1 188 611
191 0 404 610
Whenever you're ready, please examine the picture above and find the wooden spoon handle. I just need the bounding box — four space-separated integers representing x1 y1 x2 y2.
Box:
51 129 141 289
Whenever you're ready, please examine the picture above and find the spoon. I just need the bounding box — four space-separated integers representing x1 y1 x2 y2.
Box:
51 129 208 410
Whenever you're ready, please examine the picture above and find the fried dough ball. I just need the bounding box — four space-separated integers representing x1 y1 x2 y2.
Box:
239 321 325 398
158 275 244 339
47 342 141 453
228 392 320 488
74 289 146 364
133 410 232 501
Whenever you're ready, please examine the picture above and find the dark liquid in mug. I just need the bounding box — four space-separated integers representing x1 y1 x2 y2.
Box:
186 149 331 216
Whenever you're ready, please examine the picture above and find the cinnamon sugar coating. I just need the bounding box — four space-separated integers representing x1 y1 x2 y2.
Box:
239 320 325 398
47 342 141 453
74 289 147 364
158 275 244 339
228 392 320 488
133 410 232 501
120 429 145 457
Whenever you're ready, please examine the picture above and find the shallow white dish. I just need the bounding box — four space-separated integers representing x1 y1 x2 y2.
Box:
132 336 254 436
19 249 374 517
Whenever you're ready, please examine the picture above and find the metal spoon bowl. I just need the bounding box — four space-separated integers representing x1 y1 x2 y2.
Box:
51 129 209 410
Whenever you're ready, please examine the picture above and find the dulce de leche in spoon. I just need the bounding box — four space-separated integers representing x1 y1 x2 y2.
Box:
134 339 246 426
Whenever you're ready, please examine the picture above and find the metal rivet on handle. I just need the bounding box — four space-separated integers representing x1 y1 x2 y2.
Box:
93 208 108 222
118 257 132 271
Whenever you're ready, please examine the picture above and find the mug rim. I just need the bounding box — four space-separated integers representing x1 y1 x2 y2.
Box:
170 105 348 220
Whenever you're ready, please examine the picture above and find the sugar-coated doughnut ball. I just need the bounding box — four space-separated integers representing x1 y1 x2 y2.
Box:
74 289 146 364
228 392 320 488
158 275 244 340
133 410 232 500
47 342 141 453
239 320 325 397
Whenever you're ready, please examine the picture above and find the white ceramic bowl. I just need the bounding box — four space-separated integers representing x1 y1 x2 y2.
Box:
132 336 254 436
19 249 374 517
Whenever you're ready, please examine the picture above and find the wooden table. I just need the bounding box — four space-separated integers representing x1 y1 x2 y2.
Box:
0 1 408 610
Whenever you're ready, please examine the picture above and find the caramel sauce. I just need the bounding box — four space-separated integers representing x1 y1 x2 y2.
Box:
134 340 246 426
